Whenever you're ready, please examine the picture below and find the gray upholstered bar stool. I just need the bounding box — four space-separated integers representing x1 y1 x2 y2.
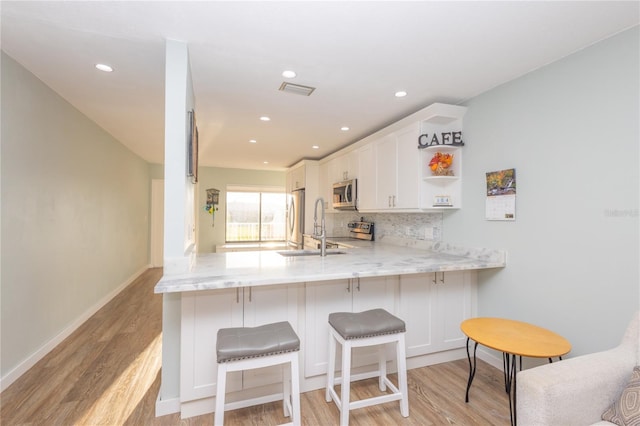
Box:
215 321 301 426
325 308 409 425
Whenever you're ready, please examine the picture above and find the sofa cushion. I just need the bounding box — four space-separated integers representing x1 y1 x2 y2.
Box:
602 365 640 425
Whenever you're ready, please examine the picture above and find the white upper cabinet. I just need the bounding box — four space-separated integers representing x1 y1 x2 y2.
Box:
394 124 422 209
374 123 421 211
287 163 306 191
375 134 397 210
319 161 332 212
317 103 466 213
286 160 320 233
356 144 376 211
327 150 359 184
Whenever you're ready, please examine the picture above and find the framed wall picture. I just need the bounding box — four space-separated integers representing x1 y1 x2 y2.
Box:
187 109 198 183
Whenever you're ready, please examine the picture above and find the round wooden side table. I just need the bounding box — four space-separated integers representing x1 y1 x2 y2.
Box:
461 317 571 426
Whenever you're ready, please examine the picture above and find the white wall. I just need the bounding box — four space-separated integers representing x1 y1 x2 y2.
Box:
163 40 196 269
158 39 196 409
0 53 151 387
445 27 639 361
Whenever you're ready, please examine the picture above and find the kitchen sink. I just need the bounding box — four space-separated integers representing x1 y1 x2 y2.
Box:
277 249 347 257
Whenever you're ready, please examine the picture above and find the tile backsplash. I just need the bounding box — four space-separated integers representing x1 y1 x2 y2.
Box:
326 212 443 241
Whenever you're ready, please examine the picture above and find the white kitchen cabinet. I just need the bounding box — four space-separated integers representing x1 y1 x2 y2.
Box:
309 103 467 213
374 123 421 210
398 271 476 357
356 144 376 211
328 150 359 183
286 160 320 235
180 284 299 410
242 285 300 389
395 124 422 209
304 276 397 377
287 163 306 191
375 134 396 210
319 161 332 213
181 288 242 404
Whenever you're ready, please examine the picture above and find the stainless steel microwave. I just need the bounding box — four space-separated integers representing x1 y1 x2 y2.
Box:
332 179 357 210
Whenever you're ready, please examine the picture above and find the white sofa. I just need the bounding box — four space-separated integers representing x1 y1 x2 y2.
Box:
517 311 639 426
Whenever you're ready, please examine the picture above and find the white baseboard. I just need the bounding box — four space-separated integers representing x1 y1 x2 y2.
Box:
155 393 181 417
0 265 151 392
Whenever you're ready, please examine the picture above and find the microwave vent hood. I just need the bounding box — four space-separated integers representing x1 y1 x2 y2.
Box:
332 179 357 210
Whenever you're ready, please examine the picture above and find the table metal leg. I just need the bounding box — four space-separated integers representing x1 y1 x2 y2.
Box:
464 337 479 403
503 354 523 394
504 353 517 426
502 353 510 392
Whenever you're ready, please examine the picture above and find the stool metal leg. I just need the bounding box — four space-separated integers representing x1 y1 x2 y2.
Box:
214 363 228 426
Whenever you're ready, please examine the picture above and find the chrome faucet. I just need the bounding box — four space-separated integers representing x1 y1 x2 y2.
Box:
313 197 327 256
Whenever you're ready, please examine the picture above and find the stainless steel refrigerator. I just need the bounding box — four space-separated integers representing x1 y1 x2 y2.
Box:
286 189 304 249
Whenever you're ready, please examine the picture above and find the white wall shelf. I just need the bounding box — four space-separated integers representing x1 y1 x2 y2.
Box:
418 105 466 210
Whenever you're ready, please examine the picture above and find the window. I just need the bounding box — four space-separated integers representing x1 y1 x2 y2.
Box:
225 188 286 242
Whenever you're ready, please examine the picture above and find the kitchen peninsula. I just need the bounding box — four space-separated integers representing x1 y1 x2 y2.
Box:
155 239 505 293
155 239 506 418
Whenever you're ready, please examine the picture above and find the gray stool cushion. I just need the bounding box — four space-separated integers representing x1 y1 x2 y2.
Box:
216 321 300 363
328 308 406 340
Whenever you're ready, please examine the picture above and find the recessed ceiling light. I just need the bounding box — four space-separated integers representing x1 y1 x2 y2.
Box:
312 145 320 149
95 63 113 72
395 91 407 98
260 116 271 122
341 126 350 131
263 161 269 164
282 70 296 78
249 139 257 143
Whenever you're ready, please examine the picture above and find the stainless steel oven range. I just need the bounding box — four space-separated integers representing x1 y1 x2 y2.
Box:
347 220 374 241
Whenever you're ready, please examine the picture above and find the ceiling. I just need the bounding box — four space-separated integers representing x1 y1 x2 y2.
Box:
2 1 638 171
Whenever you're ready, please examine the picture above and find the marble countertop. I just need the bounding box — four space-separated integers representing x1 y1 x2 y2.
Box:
154 238 506 294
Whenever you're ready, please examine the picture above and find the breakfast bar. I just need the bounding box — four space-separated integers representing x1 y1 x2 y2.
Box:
155 240 506 419
155 239 506 293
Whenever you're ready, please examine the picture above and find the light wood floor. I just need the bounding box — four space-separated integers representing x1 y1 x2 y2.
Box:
1 268 510 425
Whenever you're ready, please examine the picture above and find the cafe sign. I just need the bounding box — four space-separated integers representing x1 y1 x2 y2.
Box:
418 131 464 149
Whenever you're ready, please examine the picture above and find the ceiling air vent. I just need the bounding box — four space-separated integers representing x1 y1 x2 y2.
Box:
279 82 315 96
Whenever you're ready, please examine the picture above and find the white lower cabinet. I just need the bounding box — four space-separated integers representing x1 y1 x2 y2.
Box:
398 271 476 357
178 270 477 418
180 284 299 409
304 276 397 378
